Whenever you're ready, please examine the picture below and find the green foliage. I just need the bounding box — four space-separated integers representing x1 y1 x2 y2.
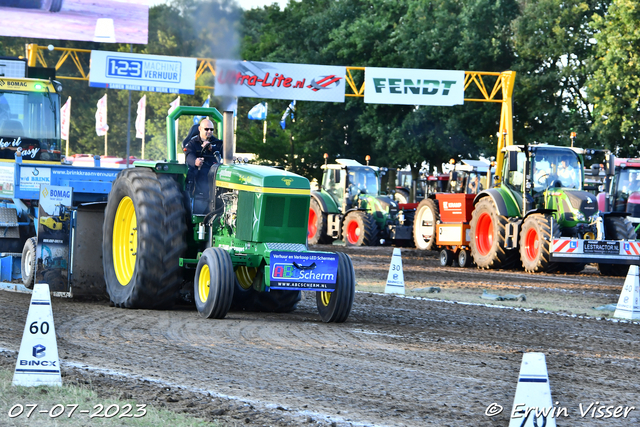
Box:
3 0 640 170
589 0 640 156
512 0 609 149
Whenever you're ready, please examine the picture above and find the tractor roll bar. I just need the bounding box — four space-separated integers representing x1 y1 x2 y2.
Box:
166 106 224 163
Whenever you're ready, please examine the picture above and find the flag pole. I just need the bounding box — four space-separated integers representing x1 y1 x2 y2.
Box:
263 101 267 143
104 132 108 156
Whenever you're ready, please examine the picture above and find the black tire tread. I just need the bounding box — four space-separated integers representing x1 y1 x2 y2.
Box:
342 211 379 246
519 214 557 273
21 237 37 288
103 168 186 309
317 252 355 323
598 217 636 277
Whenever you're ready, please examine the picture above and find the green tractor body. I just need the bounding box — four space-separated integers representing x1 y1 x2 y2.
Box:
102 107 355 322
308 159 412 246
470 144 636 274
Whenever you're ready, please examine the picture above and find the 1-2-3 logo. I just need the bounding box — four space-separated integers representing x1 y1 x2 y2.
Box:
107 58 142 78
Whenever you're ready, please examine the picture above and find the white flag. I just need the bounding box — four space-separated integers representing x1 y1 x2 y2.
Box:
95 94 109 136
169 96 180 113
60 96 71 140
135 95 146 139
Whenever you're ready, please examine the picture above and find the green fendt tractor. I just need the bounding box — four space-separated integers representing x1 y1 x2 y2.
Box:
307 159 412 246
102 107 355 322
470 144 635 275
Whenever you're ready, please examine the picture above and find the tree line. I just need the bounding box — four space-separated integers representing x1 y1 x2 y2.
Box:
1 0 638 182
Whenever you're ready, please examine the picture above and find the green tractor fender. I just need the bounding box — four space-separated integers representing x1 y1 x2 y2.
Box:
312 190 340 214
473 188 521 217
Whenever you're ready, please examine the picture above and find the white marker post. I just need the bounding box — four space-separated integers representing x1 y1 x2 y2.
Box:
384 248 405 294
13 283 62 387
613 265 640 320
509 353 556 427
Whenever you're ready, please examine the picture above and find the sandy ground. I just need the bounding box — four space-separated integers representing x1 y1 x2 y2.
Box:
0 245 639 426
0 0 148 44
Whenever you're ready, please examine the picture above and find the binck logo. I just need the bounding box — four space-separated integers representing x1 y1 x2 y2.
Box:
373 78 457 96
32 344 46 358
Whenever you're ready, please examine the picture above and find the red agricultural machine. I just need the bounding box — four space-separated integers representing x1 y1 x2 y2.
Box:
412 160 492 267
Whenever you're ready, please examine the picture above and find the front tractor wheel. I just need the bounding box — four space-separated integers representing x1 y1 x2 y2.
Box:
599 217 637 276
316 252 355 323
194 248 234 319
103 169 187 309
342 211 378 246
469 197 518 269
413 198 439 250
519 214 557 273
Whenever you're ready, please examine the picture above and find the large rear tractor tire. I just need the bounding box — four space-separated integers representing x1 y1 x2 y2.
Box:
103 169 187 309
21 237 37 289
470 197 518 269
316 252 355 323
194 248 234 319
413 198 439 250
519 214 558 273
308 198 329 245
598 217 636 277
342 211 378 246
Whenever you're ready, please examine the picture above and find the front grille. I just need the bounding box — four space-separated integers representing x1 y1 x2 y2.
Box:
264 196 285 227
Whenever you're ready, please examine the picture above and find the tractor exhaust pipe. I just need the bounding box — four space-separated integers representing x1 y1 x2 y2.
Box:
223 111 234 165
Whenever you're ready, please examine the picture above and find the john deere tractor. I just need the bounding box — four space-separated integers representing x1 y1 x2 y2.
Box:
470 144 635 275
307 159 412 246
102 107 355 322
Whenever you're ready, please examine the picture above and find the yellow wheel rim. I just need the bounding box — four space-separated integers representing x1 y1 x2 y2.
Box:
198 264 210 302
113 196 137 286
236 266 257 290
320 291 331 307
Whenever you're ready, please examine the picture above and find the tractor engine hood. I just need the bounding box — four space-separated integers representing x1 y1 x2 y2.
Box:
215 164 310 193
564 190 598 219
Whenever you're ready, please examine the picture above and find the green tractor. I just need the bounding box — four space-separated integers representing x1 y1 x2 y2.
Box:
308 159 412 246
102 107 355 322
470 144 635 275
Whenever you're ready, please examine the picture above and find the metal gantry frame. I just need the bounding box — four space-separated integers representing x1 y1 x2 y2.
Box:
25 43 515 159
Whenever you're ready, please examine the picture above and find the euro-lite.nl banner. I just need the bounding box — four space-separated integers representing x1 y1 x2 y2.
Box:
89 51 197 95
364 67 465 106
215 60 346 103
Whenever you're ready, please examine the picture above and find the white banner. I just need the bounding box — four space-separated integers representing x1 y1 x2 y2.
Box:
215 60 346 103
135 95 146 139
169 96 180 113
60 96 71 141
364 67 465 106
95 94 109 136
89 50 197 95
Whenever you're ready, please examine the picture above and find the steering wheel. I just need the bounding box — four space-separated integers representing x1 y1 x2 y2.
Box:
536 172 550 185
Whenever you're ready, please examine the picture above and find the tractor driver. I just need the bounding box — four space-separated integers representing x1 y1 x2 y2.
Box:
184 118 223 195
556 155 578 188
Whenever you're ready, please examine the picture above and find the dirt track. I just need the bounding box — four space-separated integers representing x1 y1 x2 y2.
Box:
1 246 639 426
